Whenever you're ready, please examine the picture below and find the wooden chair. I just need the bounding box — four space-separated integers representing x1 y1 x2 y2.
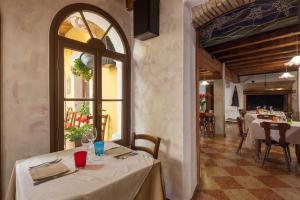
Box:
205 113 215 136
236 117 248 154
260 121 291 171
199 112 207 135
131 132 161 159
239 109 247 118
257 114 274 120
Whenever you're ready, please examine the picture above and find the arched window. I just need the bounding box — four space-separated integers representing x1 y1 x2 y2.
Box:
50 4 130 151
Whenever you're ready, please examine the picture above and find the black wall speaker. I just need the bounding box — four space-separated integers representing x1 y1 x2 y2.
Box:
134 0 159 40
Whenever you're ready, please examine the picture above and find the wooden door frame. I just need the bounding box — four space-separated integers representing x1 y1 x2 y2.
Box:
195 31 201 187
49 3 131 152
0 14 2 198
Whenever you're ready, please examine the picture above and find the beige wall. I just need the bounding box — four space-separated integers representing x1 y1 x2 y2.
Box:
132 0 197 199
0 0 131 194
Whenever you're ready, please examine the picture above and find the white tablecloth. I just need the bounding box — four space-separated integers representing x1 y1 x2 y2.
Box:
6 142 165 200
244 111 285 130
245 119 300 147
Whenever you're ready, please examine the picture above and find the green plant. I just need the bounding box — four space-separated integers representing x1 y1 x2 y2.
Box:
65 124 93 142
72 56 93 81
80 103 90 116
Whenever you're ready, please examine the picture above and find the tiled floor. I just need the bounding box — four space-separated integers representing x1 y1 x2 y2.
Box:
195 123 300 200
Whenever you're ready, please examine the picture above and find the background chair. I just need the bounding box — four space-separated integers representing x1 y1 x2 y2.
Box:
260 121 291 171
131 132 161 159
236 117 248 154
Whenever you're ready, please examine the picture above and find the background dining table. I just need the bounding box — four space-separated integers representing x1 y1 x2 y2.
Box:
6 142 165 200
245 118 300 165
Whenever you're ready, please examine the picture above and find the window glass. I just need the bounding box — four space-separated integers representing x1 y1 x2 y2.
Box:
106 27 125 54
58 12 91 43
102 57 123 99
83 11 111 39
64 48 94 99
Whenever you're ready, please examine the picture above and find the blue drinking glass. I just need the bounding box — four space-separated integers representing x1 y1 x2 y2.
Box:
94 141 104 156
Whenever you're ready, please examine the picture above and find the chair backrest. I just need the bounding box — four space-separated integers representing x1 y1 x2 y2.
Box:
257 114 274 120
236 117 245 136
260 122 290 146
239 109 247 118
205 113 214 122
199 112 206 125
131 132 161 159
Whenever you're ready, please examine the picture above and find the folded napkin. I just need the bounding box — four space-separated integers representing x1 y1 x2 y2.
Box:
105 146 133 157
29 162 70 181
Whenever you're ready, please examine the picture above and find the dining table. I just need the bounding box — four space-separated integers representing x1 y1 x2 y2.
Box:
245 118 300 165
6 142 165 200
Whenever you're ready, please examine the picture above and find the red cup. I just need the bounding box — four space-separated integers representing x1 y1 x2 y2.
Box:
74 151 87 168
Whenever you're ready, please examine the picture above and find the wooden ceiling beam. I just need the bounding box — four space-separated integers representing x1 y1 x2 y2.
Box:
206 24 300 54
197 47 239 82
227 57 293 68
224 50 296 64
228 61 288 70
218 41 299 60
232 64 297 76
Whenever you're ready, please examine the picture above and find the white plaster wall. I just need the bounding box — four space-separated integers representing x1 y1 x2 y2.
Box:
214 79 225 134
183 1 198 199
132 0 197 199
0 0 131 194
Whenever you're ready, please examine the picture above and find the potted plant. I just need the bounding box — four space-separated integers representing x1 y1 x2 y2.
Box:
72 54 93 82
65 124 93 147
199 93 208 112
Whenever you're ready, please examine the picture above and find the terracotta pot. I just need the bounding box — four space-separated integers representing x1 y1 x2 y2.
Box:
74 140 82 147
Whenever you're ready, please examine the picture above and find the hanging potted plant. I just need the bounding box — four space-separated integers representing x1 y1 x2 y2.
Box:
72 53 93 82
65 124 93 147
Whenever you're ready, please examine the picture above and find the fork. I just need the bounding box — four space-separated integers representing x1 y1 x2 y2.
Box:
29 158 62 169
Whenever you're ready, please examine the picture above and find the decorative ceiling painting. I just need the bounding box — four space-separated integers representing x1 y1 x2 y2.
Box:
200 0 299 48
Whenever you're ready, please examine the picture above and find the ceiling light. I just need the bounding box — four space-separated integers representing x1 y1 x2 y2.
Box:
285 34 300 67
279 71 294 79
200 80 209 85
285 55 300 67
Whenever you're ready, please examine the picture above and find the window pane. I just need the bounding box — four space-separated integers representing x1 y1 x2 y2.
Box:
102 101 122 141
64 48 94 99
83 11 111 39
58 12 91 43
64 101 94 150
106 27 125 54
102 57 123 99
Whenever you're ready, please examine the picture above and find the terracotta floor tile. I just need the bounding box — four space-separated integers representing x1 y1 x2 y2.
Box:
249 188 285 200
240 166 270 176
276 175 300 188
203 159 218 167
223 166 249 176
201 167 230 177
272 188 300 200
233 176 268 189
255 176 291 188
205 153 226 159
212 176 243 189
229 159 255 166
201 189 230 200
200 176 221 190
213 159 236 167
261 166 290 175
223 189 257 200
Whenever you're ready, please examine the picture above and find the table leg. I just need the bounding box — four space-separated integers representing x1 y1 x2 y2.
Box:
255 139 261 162
295 144 300 166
